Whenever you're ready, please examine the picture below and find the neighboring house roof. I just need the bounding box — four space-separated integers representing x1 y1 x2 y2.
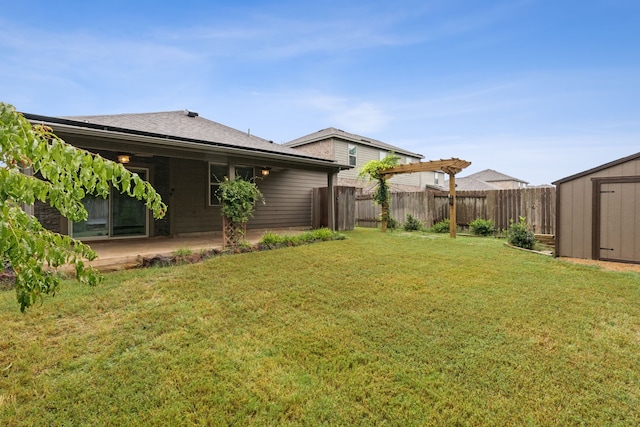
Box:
283 127 424 159
443 177 501 191
464 169 529 184
24 110 351 170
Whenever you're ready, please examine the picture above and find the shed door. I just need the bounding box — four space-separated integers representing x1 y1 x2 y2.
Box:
599 182 640 262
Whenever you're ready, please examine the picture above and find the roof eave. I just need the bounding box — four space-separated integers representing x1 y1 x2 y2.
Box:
552 151 640 185
24 113 352 172
285 131 424 159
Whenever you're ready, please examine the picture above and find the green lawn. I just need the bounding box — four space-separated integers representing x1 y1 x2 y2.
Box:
1 228 639 426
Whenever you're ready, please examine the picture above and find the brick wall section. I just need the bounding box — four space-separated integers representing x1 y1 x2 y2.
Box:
34 201 63 234
291 140 334 160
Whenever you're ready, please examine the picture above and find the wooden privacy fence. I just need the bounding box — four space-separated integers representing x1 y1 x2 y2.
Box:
312 186 356 230
356 187 556 235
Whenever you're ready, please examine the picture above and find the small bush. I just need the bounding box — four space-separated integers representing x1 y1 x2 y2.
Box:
430 218 450 233
507 216 536 249
403 214 423 232
386 216 400 230
260 231 285 247
259 228 345 248
469 218 495 236
305 227 338 241
173 247 193 257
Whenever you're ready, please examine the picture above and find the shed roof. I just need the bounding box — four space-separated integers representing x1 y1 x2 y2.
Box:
284 127 424 159
552 151 640 185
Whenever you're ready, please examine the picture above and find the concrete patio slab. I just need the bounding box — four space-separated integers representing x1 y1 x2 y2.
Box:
83 228 307 272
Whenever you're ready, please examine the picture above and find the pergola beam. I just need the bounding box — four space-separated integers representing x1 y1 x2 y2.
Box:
380 157 471 238
381 158 471 177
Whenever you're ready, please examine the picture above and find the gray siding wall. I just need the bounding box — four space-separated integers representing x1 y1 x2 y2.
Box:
335 140 424 187
169 158 326 233
170 158 220 234
250 168 326 229
557 158 640 259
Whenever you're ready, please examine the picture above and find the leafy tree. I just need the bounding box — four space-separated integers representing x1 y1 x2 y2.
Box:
0 102 166 311
358 153 400 232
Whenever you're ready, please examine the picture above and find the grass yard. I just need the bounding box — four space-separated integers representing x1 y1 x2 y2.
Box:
1 228 640 426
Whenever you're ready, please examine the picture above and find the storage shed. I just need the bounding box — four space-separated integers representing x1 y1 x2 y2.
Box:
553 152 640 263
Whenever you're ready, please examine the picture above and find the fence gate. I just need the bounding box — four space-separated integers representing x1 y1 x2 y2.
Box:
312 186 355 231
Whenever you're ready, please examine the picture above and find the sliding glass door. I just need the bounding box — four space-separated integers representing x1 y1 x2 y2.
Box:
71 195 110 239
71 168 149 240
111 169 148 237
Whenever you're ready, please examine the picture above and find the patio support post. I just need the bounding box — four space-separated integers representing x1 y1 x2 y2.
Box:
327 171 336 231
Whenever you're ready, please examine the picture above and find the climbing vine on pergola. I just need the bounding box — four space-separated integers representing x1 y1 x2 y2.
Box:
380 157 471 238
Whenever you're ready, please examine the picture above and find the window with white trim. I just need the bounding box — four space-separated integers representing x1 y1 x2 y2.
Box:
348 144 357 166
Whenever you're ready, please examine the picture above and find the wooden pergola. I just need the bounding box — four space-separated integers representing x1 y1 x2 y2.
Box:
380 157 471 238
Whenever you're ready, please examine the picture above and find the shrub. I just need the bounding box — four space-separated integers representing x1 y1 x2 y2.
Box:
173 247 193 257
469 218 495 236
259 228 345 248
386 216 400 231
430 218 450 233
305 227 336 241
507 216 536 249
260 231 285 247
403 214 423 232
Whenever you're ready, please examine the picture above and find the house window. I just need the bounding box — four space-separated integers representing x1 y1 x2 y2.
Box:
234 165 255 181
70 167 149 240
209 163 228 206
380 151 388 161
435 174 439 185
348 144 357 166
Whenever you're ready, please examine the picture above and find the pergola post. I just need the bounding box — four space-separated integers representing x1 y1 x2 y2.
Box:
448 173 456 238
380 158 471 239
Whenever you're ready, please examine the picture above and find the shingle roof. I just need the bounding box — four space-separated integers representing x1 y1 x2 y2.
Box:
62 110 309 158
443 177 502 191
464 169 528 184
283 127 424 159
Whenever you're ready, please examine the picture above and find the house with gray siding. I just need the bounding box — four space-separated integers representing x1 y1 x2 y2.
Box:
283 128 445 192
24 110 350 241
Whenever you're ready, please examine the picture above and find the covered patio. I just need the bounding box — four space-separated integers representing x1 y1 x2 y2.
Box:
82 228 308 272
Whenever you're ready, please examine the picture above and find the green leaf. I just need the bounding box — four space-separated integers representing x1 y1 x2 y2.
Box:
1 101 166 311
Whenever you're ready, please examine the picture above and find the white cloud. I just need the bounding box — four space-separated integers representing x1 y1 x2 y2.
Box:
298 93 391 133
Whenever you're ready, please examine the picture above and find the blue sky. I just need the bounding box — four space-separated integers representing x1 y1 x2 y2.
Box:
2 0 638 185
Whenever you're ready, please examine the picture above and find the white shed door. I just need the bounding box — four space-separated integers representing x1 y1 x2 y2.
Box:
599 182 640 262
